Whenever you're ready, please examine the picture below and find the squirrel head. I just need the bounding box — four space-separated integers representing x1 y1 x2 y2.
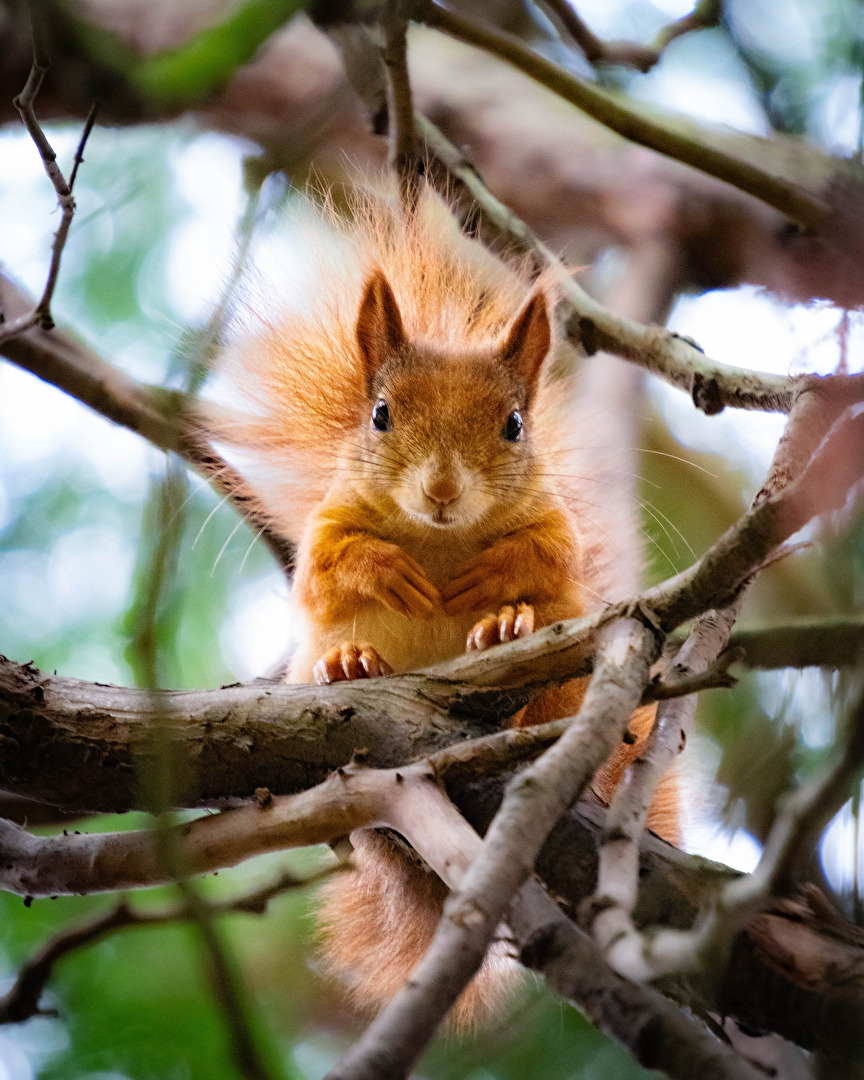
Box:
350 270 552 533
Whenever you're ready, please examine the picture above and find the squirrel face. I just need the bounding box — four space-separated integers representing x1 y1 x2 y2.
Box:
350 271 552 535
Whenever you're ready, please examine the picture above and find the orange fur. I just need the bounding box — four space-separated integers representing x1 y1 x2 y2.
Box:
210 188 680 1029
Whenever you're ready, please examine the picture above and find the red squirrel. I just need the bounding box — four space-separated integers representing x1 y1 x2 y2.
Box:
213 192 679 1026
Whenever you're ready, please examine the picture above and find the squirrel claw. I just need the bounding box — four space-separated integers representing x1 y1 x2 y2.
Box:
314 641 394 684
467 603 535 652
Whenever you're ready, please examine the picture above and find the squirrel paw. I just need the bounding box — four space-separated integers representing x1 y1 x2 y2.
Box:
373 547 442 618
313 641 394 684
467 603 535 652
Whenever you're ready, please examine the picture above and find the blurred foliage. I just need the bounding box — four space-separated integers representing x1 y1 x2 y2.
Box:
1 0 864 1077
721 0 864 143
53 0 311 110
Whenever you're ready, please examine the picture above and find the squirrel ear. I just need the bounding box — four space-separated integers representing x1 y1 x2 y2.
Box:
356 271 406 390
500 292 551 397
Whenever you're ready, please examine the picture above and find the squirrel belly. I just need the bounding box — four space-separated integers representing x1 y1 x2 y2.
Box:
211 191 680 1029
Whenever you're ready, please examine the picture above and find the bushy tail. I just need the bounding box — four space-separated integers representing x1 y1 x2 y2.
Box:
317 830 518 1030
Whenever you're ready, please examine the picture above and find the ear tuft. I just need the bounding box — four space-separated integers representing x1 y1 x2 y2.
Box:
356 271 405 390
500 293 551 396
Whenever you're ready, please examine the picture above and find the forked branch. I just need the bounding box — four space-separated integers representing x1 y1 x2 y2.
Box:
0 29 97 348
539 0 721 73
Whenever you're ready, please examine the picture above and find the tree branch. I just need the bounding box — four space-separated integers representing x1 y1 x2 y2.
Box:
0 867 321 1024
416 114 864 416
0 274 294 573
0 652 527 812
0 36 93 346
381 0 419 208
586 380 854 973
325 619 658 1080
538 0 720 73
414 0 826 229
725 617 864 670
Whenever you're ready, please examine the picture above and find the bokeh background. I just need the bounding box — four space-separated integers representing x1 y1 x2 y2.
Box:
1 0 864 1076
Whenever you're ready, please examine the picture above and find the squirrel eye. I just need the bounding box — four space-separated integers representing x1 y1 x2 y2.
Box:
502 410 523 442
372 399 392 432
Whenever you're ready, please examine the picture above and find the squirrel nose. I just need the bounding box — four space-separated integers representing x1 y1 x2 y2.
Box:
423 476 463 507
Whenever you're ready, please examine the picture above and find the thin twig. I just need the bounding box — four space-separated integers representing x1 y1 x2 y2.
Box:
654 0 723 52
644 647 740 701
0 44 95 346
171 873 286 1080
539 0 721 72
539 0 658 71
68 101 99 191
0 869 322 1025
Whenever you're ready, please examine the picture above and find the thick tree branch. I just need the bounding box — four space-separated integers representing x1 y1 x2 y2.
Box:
0 274 294 572
417 115 864 416
414 0 826 229
587 381 852 973
0 654 526 812
326 619 658 1080
381 0 419 208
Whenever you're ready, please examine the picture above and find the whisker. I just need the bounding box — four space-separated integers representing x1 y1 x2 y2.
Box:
638 448 718 476
633 498 684 565
211 515 248 578
239 525 267 574
631 493 696 562
169 465 234 527
478 479 679 575
192 490 235 550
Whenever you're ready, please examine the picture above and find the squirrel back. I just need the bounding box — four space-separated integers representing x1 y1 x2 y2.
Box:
210 188 679 1030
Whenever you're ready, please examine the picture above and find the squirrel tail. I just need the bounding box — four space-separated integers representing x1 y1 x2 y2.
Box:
317 830 518 1030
